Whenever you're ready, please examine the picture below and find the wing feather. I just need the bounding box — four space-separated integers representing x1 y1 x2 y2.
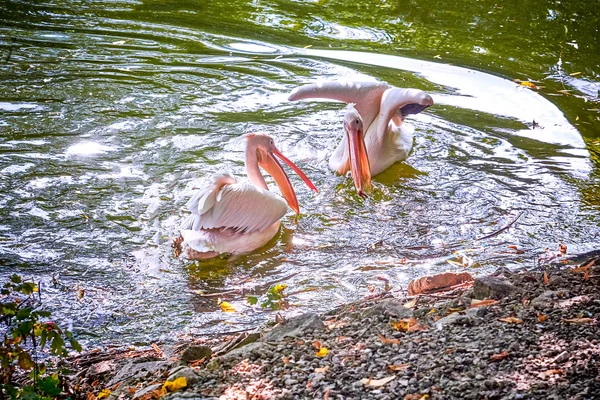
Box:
288 80 390 129
184 173 288 233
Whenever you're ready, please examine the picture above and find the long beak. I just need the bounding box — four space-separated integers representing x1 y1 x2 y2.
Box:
260 148 318 214
345 122 372 197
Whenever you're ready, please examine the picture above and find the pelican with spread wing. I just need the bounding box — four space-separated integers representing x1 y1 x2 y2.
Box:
289 80 433 195
173 133 318 260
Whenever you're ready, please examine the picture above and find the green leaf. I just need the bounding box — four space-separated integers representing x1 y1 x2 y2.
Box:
10 274 22 284
37 311 51 318
69 336 82 353
2 302 18 316
247 296 258 305
50 334 66 356
20 282 37 295
16 308 32 320
38 375 62 396
17 352 35 370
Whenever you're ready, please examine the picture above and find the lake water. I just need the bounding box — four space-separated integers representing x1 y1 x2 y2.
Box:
1 0 599 347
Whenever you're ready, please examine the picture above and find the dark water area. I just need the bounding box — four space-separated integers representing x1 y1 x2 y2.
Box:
0 0 599 346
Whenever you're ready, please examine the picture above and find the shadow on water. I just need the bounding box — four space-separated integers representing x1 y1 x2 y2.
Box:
0 0 599 346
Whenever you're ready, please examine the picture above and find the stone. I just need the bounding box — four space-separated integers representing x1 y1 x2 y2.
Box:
166 367 200 385
472 277 519 300
132 383 163 400
180 345 212 363
263 313 325 341
364 299 414 319
108 360 171 387
531 291 559 310
408 272 474 296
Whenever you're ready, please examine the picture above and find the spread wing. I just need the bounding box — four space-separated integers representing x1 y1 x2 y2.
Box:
182 173 288 233
288 80 390 129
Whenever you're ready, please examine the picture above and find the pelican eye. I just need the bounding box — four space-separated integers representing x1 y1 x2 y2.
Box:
355 119 360 125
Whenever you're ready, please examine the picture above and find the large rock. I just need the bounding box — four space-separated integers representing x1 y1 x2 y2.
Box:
408 272 474 295
471 276 519 300
263 313 325 341
107 360 171 387
364 299 414 319
180 345 212 363
531 291 559 310
166 367 200 385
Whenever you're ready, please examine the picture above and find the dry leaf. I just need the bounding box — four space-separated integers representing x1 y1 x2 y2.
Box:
537 312 548 322
313 340 322 349
128 388 137 395
498 317 523 324
391 318 417 332
387 363 410 371
562 317 594 324
520 81 538 89
360 376 396 387
97 389 111 400
403 298 418 308
469 299 498 308
490 351 509 361
559 243 567 254
378 334 400 345
87 393 97 400
163 377 187 392
282 356 290 364
571 259 594 273
323 388 330 400
408 322 428 332
367 284 375 292
315 366 329 374
404 395 430 400
541 369 563 376
543 271 549 285
316 347 329 357
584 269 590 280
220 301 235 312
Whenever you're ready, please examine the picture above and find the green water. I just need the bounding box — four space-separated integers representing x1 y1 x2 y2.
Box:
1 0 598 346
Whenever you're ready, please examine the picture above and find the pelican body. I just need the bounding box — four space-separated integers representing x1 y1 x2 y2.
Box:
289 80 433 194
173 133 317 260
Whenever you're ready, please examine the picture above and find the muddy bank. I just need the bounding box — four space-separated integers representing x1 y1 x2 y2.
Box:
71 259 600 400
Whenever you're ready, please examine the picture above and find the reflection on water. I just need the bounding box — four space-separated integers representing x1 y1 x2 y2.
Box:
0 0 599 347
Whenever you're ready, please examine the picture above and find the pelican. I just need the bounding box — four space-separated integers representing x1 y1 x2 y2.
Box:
288 80 433 195
172 133 318 260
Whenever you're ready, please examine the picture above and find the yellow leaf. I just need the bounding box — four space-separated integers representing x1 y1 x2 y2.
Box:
498 317 523 324
163 377 187 392
520 81 538 89
360 376 396 387
220 301 235 313
390 318 417 332
403 298 417 308
97 389 111 399
315 347 329 357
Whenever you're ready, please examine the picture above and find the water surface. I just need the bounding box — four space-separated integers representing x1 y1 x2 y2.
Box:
1 0 599 346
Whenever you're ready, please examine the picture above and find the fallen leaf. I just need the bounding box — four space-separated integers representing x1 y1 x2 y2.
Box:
541 369 563 376
313 340 322 349
562 318 595 324
378 334 400 345
490 351 509 361
537 312 548 322
128 388 137 395
315 366 329 374
403 298 418 308
220 301 235 312
367 284 375 292
316 347 329 357
543 271 549 285
387 363 409 371
282 356 290 364
571 259 595 273
408 322 428 332
404 395 430 400
391 318 417 332
559 243 567 254
498 317 523 324
337 336 351 343
163 377 187 392
584 269 590 281
97 389 111 400
520 81 538 89
469 299 498 308
323 388 330 400
360 376 396 387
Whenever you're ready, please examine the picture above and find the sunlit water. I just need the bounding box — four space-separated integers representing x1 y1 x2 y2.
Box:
1 0 599 347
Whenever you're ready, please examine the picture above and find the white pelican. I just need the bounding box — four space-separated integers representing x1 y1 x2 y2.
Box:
173 133 318 260
289 80 434 195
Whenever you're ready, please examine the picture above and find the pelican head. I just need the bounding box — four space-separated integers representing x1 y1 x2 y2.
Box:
343 107 372 197
245 133 318 214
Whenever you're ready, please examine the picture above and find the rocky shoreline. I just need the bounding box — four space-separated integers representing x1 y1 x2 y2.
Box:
71 260 600 400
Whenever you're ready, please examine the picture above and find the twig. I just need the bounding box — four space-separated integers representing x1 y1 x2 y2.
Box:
475 211 524 241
